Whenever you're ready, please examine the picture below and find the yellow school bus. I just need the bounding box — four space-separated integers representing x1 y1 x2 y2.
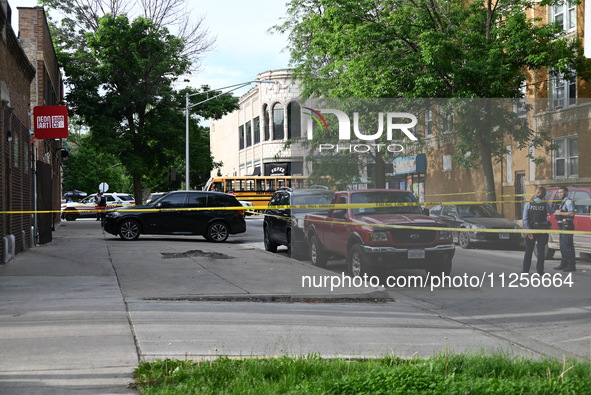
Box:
204 176 308 207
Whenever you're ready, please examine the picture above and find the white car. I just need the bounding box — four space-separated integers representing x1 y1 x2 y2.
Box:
239 200 255 216
61 193 135 221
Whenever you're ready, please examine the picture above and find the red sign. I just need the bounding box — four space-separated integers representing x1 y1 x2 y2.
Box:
34 105 68 139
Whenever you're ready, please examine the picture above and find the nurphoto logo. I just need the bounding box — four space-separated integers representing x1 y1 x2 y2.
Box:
303 107 418 154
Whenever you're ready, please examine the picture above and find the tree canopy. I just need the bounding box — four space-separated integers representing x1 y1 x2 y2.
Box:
275 0 591 199
54 13 237 201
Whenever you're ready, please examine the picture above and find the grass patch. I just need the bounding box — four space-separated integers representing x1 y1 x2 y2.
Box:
133 353 591 394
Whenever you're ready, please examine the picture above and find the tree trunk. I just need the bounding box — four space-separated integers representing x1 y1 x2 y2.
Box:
133 173 143 205
477 100 497 209
374 152 386 189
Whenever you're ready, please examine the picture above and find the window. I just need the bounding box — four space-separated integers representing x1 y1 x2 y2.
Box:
506 145 512 183
553 136 578 178
443 155 452 172
245 121 252 148
273 103 284 140
287 102 301 139
263 105 270 141
573 190 591 215
239 125 244 150
430 205 443 216
253 116 260 144
225 179 235 192
186 193 207 207
425 109 433 137
552 1 576 32
552 72 576 109
159 193 187 208
440 110 454 134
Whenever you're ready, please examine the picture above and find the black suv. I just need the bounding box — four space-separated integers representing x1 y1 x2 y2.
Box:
263 187 334 258
104 191 246 242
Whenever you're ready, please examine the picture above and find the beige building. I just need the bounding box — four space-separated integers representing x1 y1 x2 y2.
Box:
210 69 309 178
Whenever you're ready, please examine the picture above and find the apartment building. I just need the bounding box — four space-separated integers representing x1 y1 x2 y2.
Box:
0 1 64 262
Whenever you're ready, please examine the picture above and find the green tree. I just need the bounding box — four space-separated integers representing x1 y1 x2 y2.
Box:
276 0 591 200
58 14 191 201
62 133 131 194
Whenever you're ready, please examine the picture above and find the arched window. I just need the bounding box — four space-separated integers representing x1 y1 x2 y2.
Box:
273 103 284 140
263 104 270 141
287 102 301 139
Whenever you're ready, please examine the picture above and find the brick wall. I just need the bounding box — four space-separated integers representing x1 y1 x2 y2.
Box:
0 0 36 258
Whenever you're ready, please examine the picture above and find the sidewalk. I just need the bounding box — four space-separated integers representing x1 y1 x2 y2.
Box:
0 219 389 394
0 221 138 394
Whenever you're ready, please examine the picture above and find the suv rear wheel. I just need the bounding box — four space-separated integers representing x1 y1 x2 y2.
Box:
263 225 278 252
206 222 229 242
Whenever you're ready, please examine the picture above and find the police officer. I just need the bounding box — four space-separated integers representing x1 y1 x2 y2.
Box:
554 186 576 272
522 186 555 275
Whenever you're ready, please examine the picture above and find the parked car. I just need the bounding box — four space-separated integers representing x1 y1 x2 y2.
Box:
239 200 255 216
263 187 335 258
542 187 591 260
103 191 246 242
61 193 135 221
303 189 454 276
429 204 523 249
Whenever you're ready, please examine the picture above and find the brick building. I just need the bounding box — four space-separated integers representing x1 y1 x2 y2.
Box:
18 6 65 244
0 1 64 263
0 0 36 263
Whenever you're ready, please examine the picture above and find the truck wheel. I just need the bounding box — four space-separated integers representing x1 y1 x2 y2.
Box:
309 235 327 268
348 245 368 277
263 225 277 252
459 231 471 249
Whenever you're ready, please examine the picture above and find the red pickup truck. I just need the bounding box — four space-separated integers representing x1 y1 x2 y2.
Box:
304 189 455 276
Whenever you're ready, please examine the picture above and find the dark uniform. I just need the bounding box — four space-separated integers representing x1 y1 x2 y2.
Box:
522 200 551 275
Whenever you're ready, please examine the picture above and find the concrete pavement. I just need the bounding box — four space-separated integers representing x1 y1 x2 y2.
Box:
0 219 587 394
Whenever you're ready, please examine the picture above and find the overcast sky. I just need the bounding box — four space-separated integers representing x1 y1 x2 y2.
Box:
10 0 292 95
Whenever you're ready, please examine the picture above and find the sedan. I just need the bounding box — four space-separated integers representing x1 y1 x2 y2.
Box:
104 191 246 242
429 204 523 249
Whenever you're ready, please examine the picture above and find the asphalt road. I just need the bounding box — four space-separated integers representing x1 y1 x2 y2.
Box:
240 216 591 360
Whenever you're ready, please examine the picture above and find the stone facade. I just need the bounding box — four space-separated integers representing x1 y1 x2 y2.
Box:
210 69 309 178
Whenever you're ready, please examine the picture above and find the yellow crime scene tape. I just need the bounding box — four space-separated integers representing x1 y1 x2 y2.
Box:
3 199 590 235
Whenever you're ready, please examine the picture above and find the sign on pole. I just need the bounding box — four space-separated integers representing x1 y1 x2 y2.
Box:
33 105 68 139
99 182 109 193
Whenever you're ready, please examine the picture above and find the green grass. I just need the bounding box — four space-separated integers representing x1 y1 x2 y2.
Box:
133 353 591 394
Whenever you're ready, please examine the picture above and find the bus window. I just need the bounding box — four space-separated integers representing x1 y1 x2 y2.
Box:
265 179 275 191
212 182 223 192
246 179 255 191
225 180 235 192
277 179 285 188
256 179 265 191
236 179 245 191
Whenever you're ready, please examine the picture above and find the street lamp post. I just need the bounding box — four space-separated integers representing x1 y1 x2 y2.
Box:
185 80 276 190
